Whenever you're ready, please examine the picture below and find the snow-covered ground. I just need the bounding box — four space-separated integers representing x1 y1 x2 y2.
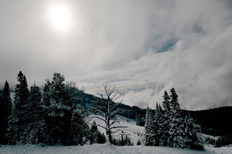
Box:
1 115 232 154
1 144 232 154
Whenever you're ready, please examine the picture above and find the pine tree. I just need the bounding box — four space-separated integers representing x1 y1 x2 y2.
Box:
97 132 106 144
2 81 12 113
136 114 144 126
6 106 18 145
152 103 164 146
163 90 171 111
168 88 188 148
89 120 106 144
144 88 203 150
161 90 171 146
42 74 89 145
183 115 204 149
19 84 44 144
0 90 4 144
7 71 30 144
168 88 203 149
0 81 12 144
90 121 98 144
30 83 42 103
144 106 155 146
42 73 67 145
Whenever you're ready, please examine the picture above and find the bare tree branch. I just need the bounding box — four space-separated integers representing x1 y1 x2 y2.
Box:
90 83 127 145
97 124 107 130
89 115 107 123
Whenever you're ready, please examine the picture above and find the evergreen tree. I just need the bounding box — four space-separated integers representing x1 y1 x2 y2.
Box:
183 115 203 149
170 88 179 109
6 105 18 145
42 73 67 145
97 132 106 144
167 88 203 149
136 114 145 126
0 90 4 144
43 80 52 106
168 88 184 148
67 108 89 145
163 90 171 111
144 106 155 146
152 103 165 146
144 88 204 150
7 71 29 144
0 81 12 144
30 83 42 103
2 81 12 112
161 90 171 146
42 73 88 145
19 84 44 144
90 121 98 144
89 120 106 144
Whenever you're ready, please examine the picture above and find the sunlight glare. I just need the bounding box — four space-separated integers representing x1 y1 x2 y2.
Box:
50 6 71 30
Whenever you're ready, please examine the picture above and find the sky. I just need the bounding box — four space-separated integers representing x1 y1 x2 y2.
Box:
0 0 232 110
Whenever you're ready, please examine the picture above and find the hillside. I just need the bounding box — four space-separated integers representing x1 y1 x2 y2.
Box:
81 91 232 136
9 89 232 136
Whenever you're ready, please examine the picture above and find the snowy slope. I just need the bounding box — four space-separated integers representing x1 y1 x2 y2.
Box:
88 114 144 145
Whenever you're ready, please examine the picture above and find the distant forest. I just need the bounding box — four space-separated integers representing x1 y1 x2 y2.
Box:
121 104 232 136
182 107 232 136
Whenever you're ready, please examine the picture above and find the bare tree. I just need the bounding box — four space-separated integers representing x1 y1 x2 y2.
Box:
91 83 126 145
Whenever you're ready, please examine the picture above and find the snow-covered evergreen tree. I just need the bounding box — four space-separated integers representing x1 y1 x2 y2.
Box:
19 84 44 144
144 106 155 146
6 106 18 145
42 73 67 145
168 88 184 148
183 115 203 149
42 74 89 145
6 71 29 144
144 88 204 150
152 103 165 146
167 88 203 149
161 90 171 146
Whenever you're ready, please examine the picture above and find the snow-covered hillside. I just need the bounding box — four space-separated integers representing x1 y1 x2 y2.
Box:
88 114 144 145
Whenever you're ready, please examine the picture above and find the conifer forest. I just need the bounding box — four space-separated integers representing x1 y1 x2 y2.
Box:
0 71 220 150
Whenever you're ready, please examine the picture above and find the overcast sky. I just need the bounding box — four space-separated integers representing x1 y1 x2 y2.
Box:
0 0 232 110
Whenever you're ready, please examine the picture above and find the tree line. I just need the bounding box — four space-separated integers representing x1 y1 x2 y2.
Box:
0 71 214 149
0 71 93 145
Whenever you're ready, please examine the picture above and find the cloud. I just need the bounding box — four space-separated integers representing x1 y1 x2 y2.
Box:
0 0 231 110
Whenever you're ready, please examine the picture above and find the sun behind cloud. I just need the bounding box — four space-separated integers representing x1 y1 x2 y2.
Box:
49 5 71 30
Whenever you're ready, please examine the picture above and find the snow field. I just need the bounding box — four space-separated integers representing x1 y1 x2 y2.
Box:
0 144 215 154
